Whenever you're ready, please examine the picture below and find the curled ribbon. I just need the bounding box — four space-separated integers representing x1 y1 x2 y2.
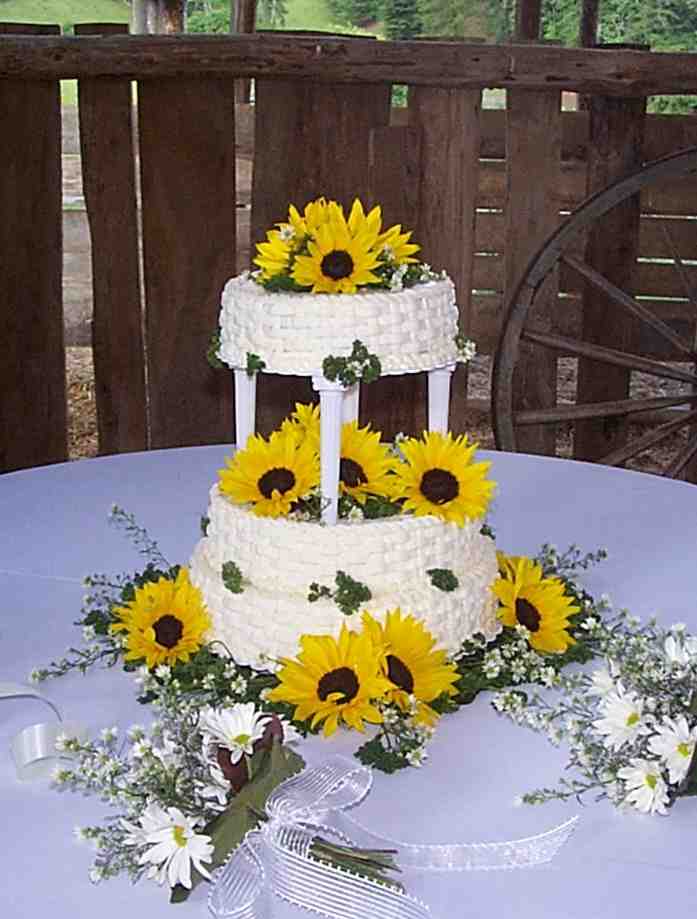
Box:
0 681 86 781
208 755 578 919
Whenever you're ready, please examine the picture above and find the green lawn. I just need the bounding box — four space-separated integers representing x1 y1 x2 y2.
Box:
0 0 130 28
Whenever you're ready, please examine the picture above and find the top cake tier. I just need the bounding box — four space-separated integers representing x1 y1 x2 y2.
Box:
217 274 460 377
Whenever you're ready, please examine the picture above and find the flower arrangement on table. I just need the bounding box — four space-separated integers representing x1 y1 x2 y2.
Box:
495 609 697 814
38 402 597 774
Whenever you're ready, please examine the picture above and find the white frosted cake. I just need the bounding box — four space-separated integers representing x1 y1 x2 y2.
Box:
217 273 460 375
190 196 499 669
189 484 500 667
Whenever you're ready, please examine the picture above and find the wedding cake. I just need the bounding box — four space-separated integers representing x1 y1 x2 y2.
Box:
188 197 500 668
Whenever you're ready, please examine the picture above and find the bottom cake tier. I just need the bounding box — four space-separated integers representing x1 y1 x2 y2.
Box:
189 486 501 667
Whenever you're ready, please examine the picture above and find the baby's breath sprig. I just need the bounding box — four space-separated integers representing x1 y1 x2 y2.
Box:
322 340 381 387
494 608 697 815
109 506 169 568
356 701 433 773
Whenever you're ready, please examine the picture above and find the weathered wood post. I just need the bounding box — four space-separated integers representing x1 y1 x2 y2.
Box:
231 0 257 103
0 22 66 472
574 44 648 462
503 1 561 455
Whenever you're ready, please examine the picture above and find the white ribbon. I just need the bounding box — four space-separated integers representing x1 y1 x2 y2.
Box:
208 755 578 919
1 682 86 781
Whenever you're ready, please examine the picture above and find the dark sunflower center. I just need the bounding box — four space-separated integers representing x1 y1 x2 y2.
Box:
386 654 414 693
515 598 541 633
321 249 354 280
340 457 368 488
152 614 183 649
317 666 360 704
420 468 459 505
258 467 296 498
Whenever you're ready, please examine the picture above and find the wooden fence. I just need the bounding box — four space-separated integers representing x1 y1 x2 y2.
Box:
1 28 697 471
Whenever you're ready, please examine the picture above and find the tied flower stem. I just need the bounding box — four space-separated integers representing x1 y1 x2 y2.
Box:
246 806 403 892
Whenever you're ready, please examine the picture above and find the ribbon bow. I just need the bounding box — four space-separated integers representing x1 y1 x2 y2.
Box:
1 682 86 781
208 755 577 919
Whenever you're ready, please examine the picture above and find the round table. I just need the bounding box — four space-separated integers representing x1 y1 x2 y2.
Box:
2 446 696 918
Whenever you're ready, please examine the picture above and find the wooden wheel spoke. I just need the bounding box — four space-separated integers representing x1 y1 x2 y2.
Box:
522 328 697 385
561 252 694 357
663 434 697 478
599 409 697 467
515 393 697 426
660 221 697 312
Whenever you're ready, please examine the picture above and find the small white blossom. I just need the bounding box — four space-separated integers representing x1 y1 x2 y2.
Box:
200 703 269 764
618 760 669 815
593 690 651 751
132 803 214 889
155 665 171 681
278 224 295 242
100 726 119 744
648 715 697 785
406 746 427 767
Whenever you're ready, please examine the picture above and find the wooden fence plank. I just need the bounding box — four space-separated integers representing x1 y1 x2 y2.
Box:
3 35 697 97
138 77 235 448
251 79 392 436
575 91 647 461
0 22 65 472
472 251 697 299
408 86 482 435
475 159 697 215
504 90 562 455
475 211 697 262
75 23 147 456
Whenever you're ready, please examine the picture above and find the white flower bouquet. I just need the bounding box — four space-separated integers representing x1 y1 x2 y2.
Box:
54 687 401 902
494 607 697 815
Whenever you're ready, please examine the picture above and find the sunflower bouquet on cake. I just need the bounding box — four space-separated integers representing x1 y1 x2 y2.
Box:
218 401 495 525
253 196 441 294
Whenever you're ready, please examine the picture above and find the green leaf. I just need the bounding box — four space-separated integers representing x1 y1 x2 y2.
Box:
222 560 244 594
172 741 304 901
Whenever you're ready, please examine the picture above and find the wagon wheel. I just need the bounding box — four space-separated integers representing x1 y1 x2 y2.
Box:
492 146 697 480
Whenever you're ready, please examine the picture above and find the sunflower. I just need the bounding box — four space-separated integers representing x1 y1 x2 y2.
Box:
218 431 319 517
377 222 420 266
253 228 293 280
339 421 395 503
362 610 458 725
266 624 390 736
291 207 383 294
280 402 321 453
110 568 210 669
288 197 336 237
492 556 579 654
389 431 495 526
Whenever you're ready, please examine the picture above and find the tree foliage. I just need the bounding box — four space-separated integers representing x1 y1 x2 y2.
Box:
186 0 288 33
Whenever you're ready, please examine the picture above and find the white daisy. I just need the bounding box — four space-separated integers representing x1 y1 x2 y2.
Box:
617 760 670 815
593 689 651 750
664 634 697 666
199 703 269 764
648 715 697 785
136 803 213 889
588 664 617 698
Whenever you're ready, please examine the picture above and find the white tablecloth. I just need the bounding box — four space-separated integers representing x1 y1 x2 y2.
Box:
2 446 696 918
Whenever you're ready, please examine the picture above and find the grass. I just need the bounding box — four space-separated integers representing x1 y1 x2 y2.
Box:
0 0 130 28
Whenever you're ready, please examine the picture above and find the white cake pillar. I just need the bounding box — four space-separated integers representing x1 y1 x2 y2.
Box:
342 383 360 425
428 363 456 433
312 374 345 526
233 368 257 449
